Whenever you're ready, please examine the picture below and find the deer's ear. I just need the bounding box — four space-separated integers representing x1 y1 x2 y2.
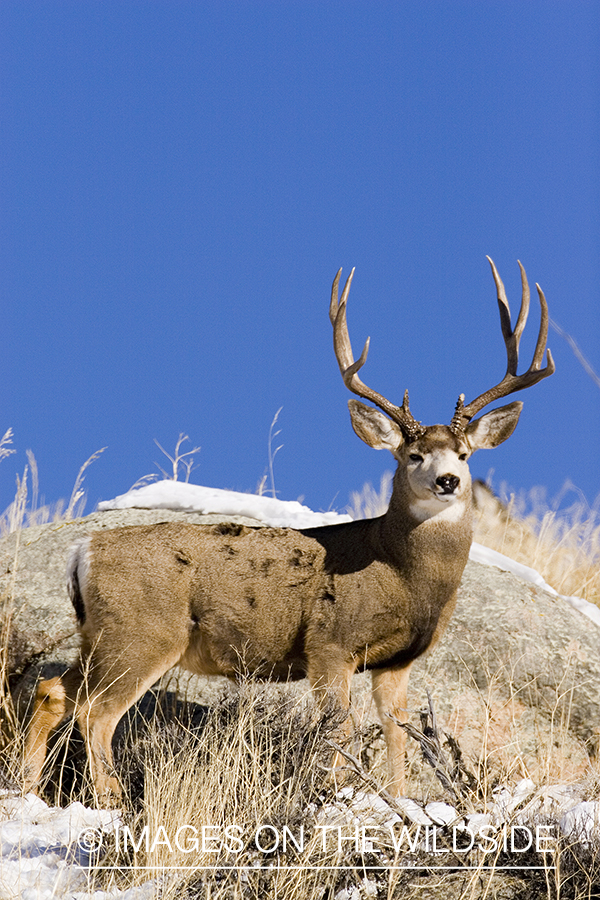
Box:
465 401 523 451
348 399 405 451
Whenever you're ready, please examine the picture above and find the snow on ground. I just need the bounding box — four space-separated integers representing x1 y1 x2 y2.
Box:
0 792 134 900
3 483 599 898
3 784 600 899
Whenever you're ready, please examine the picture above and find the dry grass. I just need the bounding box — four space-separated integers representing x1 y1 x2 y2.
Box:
112 685 351 899
2 656 600 897
472 479 600 607
22 677 600 898
347 471 393 520
0 446 106 536
0 444 105 758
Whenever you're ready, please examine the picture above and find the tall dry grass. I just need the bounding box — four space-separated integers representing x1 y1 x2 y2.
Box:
0 441 105 759
0 446 106 537
113 685 350 899
21 674 596 899
18 673 598 899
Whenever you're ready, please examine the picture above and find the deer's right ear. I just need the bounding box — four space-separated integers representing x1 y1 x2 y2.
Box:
348 399 405 451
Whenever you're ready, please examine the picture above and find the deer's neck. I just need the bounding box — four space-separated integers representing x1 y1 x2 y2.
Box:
379 467 473 578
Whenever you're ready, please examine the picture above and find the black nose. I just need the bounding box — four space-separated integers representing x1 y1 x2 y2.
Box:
436 474 460 494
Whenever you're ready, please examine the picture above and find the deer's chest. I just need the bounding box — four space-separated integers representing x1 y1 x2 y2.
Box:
320 557 461 669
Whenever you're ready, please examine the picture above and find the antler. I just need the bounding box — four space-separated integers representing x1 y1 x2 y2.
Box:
330 269 425 439
450 258 555 434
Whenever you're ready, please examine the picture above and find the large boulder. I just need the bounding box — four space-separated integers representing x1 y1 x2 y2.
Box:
2 509 599 781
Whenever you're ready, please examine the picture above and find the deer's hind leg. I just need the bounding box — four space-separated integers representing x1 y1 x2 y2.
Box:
24 666 83 794
25 628 188 806
71 634 190 806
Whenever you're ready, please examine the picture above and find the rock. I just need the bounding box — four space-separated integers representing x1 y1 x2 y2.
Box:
2 509 599 781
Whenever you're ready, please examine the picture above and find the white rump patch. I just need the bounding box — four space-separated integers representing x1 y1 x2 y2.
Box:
66 535 92 601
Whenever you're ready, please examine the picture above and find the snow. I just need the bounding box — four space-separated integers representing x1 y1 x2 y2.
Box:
560 802 600 845
488 779 536 823
98 481 352 529
424 801 458 826
5 783 600 899
4 483 600 897
0 792 128 899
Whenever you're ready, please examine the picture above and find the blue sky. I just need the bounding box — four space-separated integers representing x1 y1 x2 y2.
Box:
1 1 598 517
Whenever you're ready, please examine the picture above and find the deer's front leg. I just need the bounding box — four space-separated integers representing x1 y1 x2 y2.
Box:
307 648 355 785
371 663 413 797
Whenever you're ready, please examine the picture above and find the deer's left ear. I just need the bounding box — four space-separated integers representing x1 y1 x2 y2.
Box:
465 400 523 451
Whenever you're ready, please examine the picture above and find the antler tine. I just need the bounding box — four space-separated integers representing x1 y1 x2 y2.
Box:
331 269 388 404
450 259 555 433
514 261 531 364
330 269 425 438
329 268 343 326
487 256 531 376
532 282 553 371
330 268 364 379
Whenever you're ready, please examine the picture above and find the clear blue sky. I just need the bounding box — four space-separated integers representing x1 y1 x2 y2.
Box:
1 1 598 517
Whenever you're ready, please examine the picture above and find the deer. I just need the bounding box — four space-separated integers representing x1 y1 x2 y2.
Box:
24 258 554 806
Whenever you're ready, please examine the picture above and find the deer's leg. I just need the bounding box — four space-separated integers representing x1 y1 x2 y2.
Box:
307 649 355 785
23 667 82 793
308 648 354 711
74 693 125 807
75 639 188 807
26 626 188 806
371 663 413 797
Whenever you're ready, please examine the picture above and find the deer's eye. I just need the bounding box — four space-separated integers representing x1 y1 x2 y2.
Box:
409 453 423 462
459 453 468 461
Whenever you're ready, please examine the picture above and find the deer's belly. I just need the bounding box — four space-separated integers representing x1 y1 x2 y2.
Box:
180 597 308 681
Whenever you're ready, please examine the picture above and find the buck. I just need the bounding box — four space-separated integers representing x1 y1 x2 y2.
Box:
24 258 554 805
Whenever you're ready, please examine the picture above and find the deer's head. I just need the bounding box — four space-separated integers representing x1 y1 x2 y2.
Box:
330 260 554 521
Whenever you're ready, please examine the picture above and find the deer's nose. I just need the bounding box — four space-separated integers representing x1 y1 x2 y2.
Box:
436 474 460 494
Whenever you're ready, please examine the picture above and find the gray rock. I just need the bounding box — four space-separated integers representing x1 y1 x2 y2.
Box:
422 559 600 744
2 509 599 776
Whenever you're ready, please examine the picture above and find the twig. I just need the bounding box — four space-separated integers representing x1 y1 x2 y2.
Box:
550 318 600 391
267 407 283 499
391 692 477 803
326 739 430 823
154 433 201 482
66 447 107 519
0 428 16 462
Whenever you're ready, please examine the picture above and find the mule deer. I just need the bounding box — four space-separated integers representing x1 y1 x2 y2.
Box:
24 258 554 804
